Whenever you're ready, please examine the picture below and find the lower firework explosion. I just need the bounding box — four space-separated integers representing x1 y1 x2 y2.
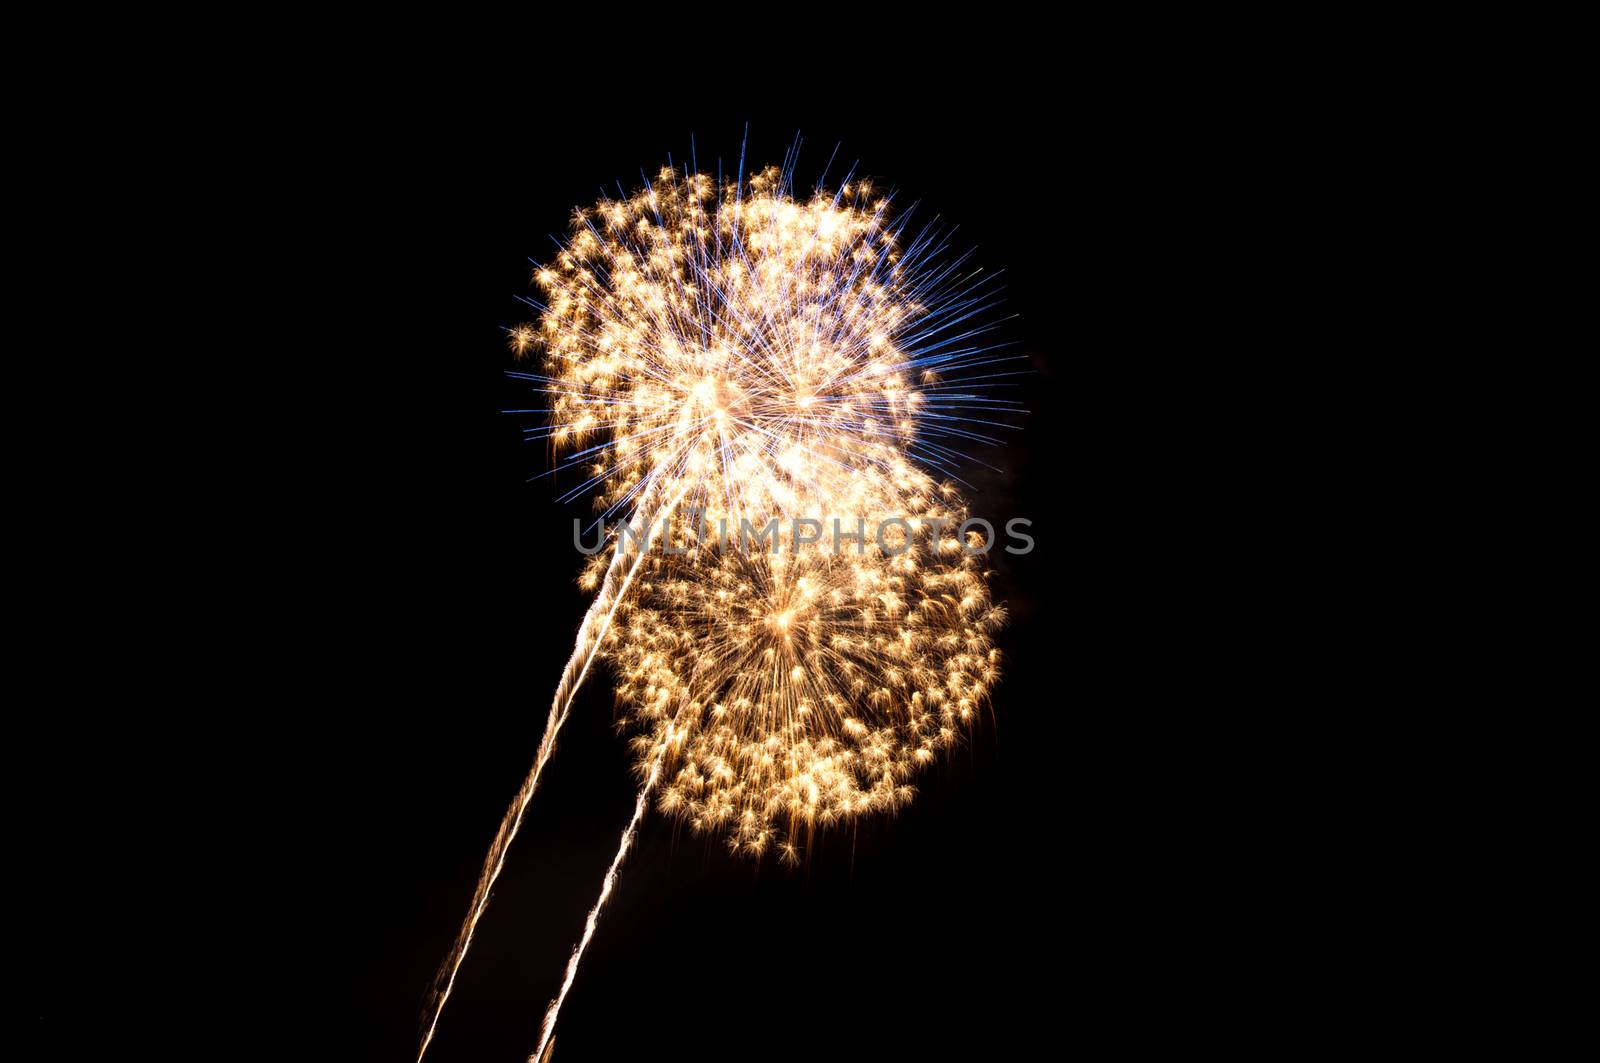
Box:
611 507 1005 866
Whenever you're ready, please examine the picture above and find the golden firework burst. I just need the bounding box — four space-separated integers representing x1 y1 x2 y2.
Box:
424 156 1013 1063
608 512 1004 865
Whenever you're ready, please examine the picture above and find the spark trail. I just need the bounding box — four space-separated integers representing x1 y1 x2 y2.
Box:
417 478 692 1063
529 754 663 1063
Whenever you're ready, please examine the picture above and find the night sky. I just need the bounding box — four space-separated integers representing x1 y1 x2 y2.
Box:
332 107 1236 1061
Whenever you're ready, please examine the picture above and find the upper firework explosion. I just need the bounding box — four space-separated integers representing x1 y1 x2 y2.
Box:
511 164 1009 523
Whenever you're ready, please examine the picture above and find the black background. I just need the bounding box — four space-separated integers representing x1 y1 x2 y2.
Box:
323 106 1256 1061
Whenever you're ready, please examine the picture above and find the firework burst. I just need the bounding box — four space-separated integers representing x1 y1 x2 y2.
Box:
512 163 1014 523
421 152 1017 1063
608 497 1005 867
